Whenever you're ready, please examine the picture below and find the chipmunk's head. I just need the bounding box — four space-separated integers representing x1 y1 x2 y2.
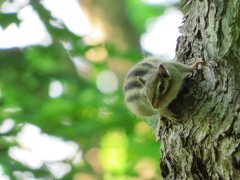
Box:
138 64 170 109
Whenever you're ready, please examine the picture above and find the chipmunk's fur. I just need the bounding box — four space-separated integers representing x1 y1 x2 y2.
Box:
123 56 203 125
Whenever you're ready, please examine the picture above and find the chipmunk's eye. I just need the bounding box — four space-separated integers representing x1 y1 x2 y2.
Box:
158 84 165 92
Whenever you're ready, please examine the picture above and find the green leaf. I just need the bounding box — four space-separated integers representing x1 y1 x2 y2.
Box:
125 0 165 34
0 13 21 29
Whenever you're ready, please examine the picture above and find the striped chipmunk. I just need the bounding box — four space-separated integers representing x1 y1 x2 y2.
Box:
123 56 203 129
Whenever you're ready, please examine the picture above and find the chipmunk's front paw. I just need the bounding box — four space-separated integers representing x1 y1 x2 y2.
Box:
161 108 182 123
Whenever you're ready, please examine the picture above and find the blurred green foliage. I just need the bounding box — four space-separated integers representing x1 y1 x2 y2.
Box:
0 0 181 179
125 0 165 34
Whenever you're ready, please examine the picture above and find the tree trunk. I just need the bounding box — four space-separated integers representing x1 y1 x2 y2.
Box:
157 0 240 179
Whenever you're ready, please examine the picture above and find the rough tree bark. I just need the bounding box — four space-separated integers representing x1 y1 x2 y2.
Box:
157 0 240 179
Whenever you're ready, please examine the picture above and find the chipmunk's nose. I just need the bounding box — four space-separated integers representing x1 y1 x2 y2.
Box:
152 103 159 109
151 98 160 109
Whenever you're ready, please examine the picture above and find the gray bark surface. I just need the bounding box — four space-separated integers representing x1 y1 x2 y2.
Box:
157 0 240 179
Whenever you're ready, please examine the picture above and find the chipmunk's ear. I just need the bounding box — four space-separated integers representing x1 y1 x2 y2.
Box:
137 77 145 85
159 64 169 78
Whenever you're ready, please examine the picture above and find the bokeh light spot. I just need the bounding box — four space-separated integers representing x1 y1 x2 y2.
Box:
141 9 183 59
96 70 118 94
135 158 157 179
0 118 15 134
85 47 108 63
49 80 64 98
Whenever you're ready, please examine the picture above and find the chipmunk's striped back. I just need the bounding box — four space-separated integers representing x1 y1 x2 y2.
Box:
123 57 164 117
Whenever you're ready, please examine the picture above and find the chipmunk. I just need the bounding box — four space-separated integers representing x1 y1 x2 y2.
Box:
123 56 203 126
